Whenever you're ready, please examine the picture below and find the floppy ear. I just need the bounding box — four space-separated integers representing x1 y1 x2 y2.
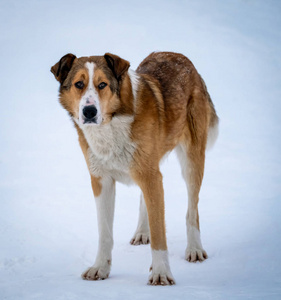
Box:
50 53 76 84
104 53 130 80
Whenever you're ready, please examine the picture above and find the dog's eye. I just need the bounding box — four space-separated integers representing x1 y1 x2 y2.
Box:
75 81 84 89
98 82 107 90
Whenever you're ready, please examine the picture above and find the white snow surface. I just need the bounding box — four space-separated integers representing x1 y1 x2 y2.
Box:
1 0 281 299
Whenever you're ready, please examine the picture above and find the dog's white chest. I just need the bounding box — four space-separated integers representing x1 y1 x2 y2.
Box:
82 116 136 183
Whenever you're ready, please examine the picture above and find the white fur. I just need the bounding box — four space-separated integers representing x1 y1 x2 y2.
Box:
187 226 203 249
149 250 175 285
86 62 94 89
82 176 115 280
175 143 189 181
185 225 207 261
128 69 139 106
83 115 136 184
206 122 219 150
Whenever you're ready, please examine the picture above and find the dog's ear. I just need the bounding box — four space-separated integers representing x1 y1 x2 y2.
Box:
51 53 76 84
104 53 130 80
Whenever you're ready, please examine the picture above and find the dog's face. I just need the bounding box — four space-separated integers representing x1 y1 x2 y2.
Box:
51 53 130 126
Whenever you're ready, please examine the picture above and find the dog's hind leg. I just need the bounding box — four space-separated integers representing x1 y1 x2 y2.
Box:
130 193 150 245
176 142 208 262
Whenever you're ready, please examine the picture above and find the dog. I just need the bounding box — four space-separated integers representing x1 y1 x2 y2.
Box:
51 51 219 285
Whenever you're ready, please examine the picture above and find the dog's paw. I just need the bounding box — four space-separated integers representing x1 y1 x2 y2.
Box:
148 270 175 286
81 262 111 280
130 232 150 245
185 247 208 262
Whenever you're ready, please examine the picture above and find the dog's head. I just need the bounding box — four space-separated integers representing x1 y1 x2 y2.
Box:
51 53 132 126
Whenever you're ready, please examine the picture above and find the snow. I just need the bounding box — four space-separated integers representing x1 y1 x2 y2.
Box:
1 0 281 299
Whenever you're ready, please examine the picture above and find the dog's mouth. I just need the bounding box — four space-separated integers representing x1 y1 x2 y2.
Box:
83 117 98 124
81 116 103 126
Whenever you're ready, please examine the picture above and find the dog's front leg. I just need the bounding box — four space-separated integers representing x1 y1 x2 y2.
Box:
132 168 175 285
82 175 115 280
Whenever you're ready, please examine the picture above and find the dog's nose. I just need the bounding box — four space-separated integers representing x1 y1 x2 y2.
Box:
83 105 97 120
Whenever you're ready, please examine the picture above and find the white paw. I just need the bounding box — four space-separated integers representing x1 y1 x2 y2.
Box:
148 269 175 286
148 250 175 285
130 232 150 245
185 247 208 262
81 261 111 280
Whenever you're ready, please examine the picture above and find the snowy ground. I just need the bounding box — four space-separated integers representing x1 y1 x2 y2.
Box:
1 0 281 299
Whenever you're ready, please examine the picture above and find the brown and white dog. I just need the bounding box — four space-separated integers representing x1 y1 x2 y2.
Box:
51 52 218 285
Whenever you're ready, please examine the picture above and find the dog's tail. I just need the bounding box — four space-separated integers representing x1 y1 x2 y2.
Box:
200 76 219 150
206 101 219 150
